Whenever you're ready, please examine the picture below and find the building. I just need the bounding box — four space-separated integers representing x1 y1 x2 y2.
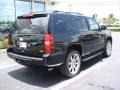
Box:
0 0 59 41
0 0 58 22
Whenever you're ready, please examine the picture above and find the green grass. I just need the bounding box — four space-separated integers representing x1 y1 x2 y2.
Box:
107 27 120 32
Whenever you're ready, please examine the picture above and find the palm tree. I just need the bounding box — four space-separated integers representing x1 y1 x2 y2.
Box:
108 14 115 25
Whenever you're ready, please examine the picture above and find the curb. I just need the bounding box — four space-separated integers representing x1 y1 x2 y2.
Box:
0 49 7 54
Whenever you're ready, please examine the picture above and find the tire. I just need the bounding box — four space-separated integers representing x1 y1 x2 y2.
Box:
60 49 81 78
103 40 112 57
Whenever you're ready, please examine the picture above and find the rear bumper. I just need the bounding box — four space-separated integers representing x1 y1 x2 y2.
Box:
7 51 65 67
8 52 43 61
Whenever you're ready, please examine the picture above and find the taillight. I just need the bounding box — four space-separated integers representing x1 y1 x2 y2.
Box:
44 34 54 54
7 33 12 47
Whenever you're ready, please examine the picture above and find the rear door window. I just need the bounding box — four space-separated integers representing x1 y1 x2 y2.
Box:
53 14 73 34
74 17 88 32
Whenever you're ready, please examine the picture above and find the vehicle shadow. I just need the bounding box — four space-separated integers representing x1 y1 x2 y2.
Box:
8 55 104 88
81 55 103 71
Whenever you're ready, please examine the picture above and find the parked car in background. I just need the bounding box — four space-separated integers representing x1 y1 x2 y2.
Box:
7 11 112 77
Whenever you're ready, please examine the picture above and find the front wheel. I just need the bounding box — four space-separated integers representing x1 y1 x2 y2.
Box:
60 49 81 78
103 40 112 57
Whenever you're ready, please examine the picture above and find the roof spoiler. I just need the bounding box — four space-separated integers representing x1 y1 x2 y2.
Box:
17 13 47 19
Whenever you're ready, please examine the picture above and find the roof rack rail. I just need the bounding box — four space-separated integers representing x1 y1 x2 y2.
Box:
52 10 83 15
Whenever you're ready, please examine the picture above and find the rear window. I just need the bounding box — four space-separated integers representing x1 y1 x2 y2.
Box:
14 14 48 34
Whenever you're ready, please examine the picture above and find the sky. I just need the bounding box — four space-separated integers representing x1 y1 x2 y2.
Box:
54 0 120 19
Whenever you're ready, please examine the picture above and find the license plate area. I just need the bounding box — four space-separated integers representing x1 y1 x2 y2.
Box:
19 42 27 48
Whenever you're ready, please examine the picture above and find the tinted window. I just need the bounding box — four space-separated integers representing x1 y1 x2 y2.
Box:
53 14 73 34
14 17 48 34
74 17 88 32
88 18 99 30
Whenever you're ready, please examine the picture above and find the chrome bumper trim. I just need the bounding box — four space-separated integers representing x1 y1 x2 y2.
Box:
7 52 43 61
46 63 63 67
43 54 50 57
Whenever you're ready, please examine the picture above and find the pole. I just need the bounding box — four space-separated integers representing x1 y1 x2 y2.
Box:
14 0 16 20
31 0 34 12
69 4 72 12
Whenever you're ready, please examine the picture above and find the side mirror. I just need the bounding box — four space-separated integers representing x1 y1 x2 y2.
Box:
100 25 107 30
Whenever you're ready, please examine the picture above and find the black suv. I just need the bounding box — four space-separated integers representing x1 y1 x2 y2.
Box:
7 11 112 77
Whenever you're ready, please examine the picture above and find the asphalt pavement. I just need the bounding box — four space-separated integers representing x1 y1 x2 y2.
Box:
0 32 120 90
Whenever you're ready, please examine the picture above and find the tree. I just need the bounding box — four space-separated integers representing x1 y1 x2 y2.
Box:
108 14 115 25
102 14 116 26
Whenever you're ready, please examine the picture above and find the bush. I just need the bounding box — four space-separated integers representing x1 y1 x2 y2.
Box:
0 38 8 49
0 41 2 49
107 25 120 27
110 29 120 32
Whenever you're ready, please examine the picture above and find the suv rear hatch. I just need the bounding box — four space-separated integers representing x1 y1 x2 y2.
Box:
9 13 49 58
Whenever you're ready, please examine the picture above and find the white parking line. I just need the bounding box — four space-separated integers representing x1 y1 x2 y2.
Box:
52 59 108 90
0 64 18 70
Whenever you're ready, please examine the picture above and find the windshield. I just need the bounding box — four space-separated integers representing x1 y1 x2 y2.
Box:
14 17 48 34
